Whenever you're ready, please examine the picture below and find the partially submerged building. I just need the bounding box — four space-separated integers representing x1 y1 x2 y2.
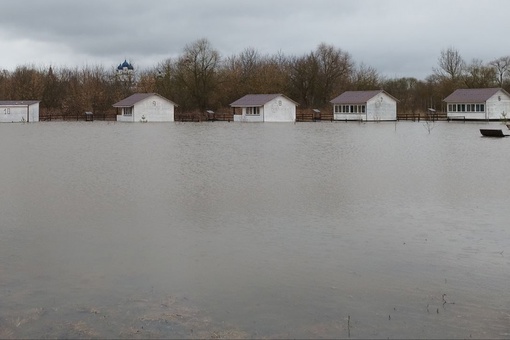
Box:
230 94 298 122
0 100 40 123
330 90 397 121
113 93 178 122
443 88 510 121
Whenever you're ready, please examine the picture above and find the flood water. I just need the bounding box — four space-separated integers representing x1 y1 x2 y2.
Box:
1 120 509 339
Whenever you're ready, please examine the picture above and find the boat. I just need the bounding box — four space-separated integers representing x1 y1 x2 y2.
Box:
480 129 508 137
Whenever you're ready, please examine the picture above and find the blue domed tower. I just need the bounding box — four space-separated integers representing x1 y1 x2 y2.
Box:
116 59 135 81
117 59 134 72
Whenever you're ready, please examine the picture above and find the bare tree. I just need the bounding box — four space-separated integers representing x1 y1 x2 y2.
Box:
8 65 45 100
314 43 353 105
153 58 178 102
175 38 220 111
463 59 496 88
238 47 260 82
351 63 380 90
288 43 353 108
41 66 62 114
382 77 421 114
256 51 290 94
288 53 318 108
58 67 85 118
490 56 510 87
79 65 109 115
222 47 264 100
434 47 465 82
136 68 157 93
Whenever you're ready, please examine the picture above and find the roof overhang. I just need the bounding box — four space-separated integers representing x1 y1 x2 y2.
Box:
0 100 40 106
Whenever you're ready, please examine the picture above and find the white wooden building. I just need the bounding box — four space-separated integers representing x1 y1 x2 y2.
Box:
230 94 298 122
113 93 178 122
0 100 40 123
443 88 510 121
330 90 398 121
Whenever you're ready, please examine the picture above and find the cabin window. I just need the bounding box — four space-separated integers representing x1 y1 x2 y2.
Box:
449 103 485 112
344 105 365 113
124 107 133 116
246 107 260 115
336 105 365 114
354 105 365 113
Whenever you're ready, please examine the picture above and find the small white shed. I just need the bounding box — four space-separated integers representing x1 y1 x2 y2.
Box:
330 90 398 121
113 93 178 122
230 94 298 122
443 88 510 121
0 100 40 123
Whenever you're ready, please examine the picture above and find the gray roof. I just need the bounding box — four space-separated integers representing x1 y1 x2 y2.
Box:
0 100 40 106
230 94 298 107
330 90 398 104
443 88 509 103
113 93 177 107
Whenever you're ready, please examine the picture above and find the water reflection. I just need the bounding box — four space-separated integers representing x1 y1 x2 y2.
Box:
1 121 509 338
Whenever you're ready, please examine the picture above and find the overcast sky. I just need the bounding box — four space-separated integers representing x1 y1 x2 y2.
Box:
1 0 509 80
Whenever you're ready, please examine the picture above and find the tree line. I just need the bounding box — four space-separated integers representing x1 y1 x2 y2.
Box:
1 39 510 116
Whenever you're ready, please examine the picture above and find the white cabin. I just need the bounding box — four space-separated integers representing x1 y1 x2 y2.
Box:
444 88 510 121
230 94 298 122
0 100 40 123
330 90 398 121
113 93 177 122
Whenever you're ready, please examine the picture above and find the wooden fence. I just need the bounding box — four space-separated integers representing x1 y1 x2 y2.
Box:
397 112 447 121
39 112 117 121
174 112 234 122
38 109 449 123
296 110 333 122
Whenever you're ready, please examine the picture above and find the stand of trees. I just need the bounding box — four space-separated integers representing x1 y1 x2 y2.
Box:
1 40 510 117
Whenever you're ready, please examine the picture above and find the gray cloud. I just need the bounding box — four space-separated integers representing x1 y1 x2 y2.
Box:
1 0 509 79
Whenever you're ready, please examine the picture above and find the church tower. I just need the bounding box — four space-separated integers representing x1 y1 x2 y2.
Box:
116 59 135 81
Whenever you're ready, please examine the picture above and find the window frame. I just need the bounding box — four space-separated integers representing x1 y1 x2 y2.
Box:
246 107 260 115
448 103 485 113
335 104 366 114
